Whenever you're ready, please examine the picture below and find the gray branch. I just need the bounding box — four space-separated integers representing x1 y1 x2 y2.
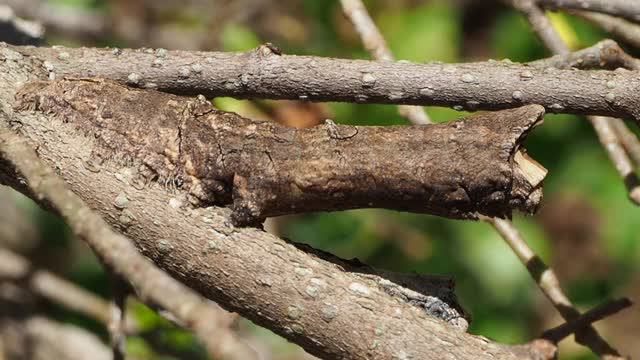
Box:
7 42 640 124
537 0 640 24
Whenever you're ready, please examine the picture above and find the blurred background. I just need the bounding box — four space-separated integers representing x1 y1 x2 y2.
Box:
0 0 639 359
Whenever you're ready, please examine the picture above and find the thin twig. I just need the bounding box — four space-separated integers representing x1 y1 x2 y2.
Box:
339 0 431 124
610 118 640 165
589 116 640 204
486 218 626 358
570 10 640 49
529 39 640 70
537 0 640 25
0 113 256 360
0 247 114 325
513 0 570 55
109 275 129 360
542 298 633 343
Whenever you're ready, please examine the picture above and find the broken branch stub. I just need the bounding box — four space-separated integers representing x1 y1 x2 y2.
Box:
16 78 546 225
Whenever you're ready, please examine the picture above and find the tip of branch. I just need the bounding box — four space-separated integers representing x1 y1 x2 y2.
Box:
495 105 548 216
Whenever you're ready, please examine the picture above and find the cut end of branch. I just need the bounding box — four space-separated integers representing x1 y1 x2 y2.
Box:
475 104 547 217
512 149 547 214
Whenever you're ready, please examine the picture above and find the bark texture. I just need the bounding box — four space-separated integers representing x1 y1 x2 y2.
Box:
6 43 640 124
16 78 546 226
0 45 557 359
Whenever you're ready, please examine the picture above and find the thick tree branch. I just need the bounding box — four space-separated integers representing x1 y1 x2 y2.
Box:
0 44 556 359
537 0 640 25
16 78 545 225
0 113 256 360
6 43 640 124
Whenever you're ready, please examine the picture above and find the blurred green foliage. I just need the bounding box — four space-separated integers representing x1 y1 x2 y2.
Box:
18 0 639 359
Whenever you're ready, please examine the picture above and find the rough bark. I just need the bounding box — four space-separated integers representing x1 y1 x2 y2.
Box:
16 78 545 226
0 44 557 359
6 43 640 124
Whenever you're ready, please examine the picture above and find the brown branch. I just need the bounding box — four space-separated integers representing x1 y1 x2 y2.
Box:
7 43 640 124
0 45 557 359
17 78 545 226
542 298 633 343
537 0 640 24
0 113 256 360
339 0 431 125
570 10 640 49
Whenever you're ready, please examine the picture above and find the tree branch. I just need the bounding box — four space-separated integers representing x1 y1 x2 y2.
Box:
0 248 115 327
537 0 640 24
7 43 640 124
570 10 640 49
0 113 256 360
0 44 556 359
530 39 640 70
611 118 640 165
16 78 545 225
542 298 633 343
0 316 112 360
513 0 570 55
486 217 629 358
